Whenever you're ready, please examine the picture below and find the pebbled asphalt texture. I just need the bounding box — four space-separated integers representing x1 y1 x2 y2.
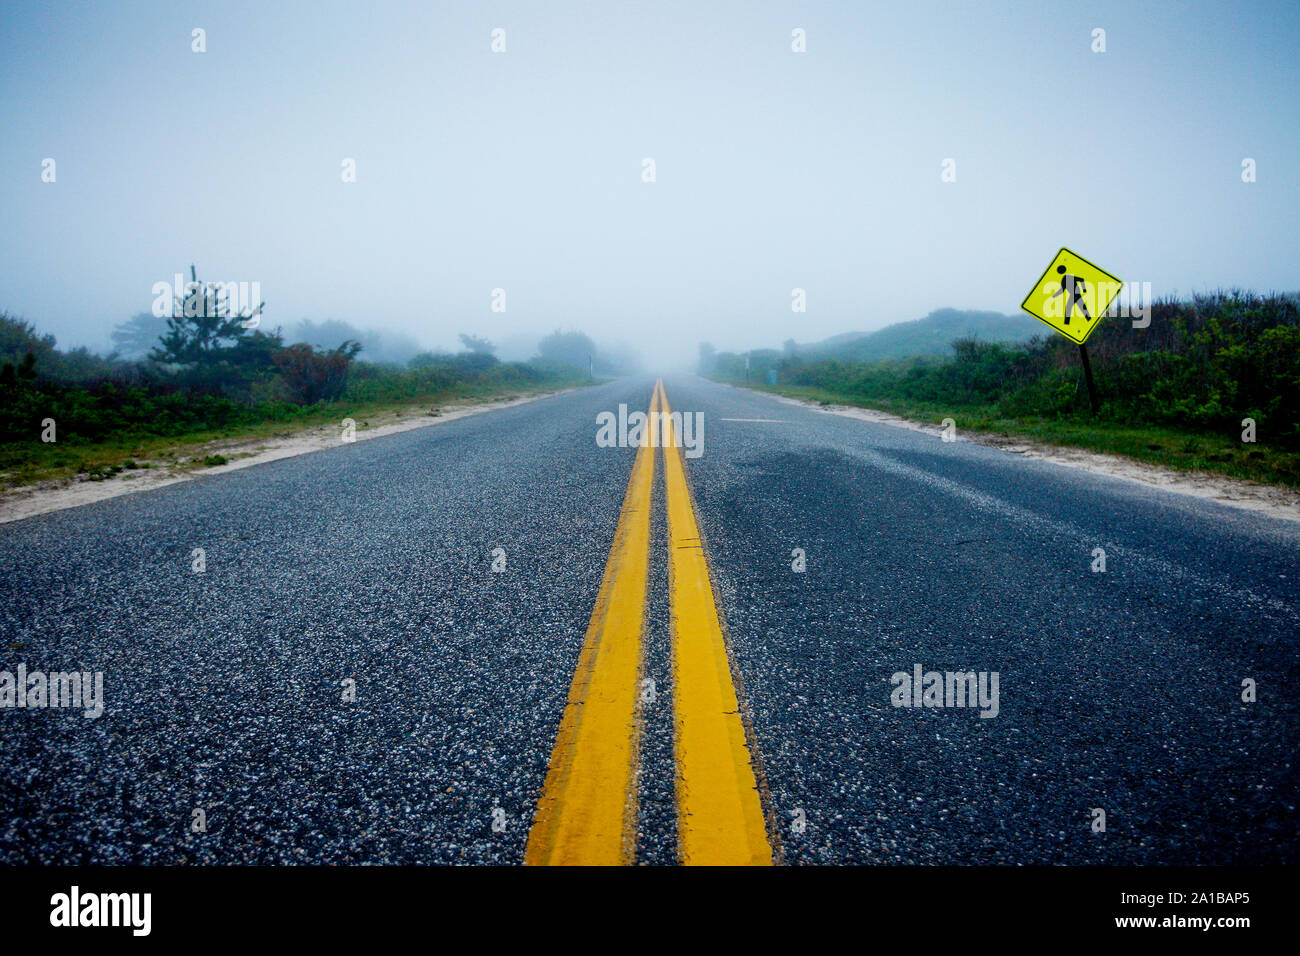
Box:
1 375 1296 864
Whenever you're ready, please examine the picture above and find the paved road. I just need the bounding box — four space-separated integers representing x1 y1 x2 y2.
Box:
1 376 1296 864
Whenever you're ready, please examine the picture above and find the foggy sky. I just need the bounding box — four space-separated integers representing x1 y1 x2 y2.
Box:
2 0 1297 369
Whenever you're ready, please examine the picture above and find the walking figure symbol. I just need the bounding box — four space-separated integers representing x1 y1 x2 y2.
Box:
1051 264 1091 324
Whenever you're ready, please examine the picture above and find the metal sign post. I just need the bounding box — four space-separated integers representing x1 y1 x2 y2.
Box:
1078 343 1100 414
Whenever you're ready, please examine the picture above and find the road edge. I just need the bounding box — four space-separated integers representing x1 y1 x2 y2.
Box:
722 382 1300 525
0 388 579 525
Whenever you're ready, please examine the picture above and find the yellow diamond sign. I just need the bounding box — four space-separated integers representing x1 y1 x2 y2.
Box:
1020 247 1123 345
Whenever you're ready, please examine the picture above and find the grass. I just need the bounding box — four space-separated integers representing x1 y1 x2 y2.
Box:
742 383 1300 489
0 382 577 492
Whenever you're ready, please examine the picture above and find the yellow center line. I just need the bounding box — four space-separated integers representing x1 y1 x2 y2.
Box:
659 379 774 866
523 386 658 866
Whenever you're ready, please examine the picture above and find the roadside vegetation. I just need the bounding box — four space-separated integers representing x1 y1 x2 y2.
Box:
704 292 1300 487
0 268 617 490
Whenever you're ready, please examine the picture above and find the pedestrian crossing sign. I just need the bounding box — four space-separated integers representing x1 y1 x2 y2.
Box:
1020 248 1123 345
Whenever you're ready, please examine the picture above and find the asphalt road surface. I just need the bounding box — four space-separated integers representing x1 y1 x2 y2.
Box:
2 376 1296 865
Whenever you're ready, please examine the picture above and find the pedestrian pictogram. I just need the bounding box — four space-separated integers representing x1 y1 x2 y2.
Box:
1020 248 1122 346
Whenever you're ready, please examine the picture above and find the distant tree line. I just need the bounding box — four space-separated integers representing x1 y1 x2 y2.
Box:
0 265 627 446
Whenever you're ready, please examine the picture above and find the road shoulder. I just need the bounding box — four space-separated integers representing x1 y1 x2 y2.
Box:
755 388 1300 524
0 389 575 524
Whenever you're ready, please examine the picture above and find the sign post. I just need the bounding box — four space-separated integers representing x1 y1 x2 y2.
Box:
1020 247 1122 415
1077 343 1100 414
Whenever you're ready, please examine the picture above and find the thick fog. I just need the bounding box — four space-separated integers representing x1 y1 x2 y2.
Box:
2 0 1297 370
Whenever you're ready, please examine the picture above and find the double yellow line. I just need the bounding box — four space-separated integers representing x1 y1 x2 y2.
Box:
524 380 773 866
